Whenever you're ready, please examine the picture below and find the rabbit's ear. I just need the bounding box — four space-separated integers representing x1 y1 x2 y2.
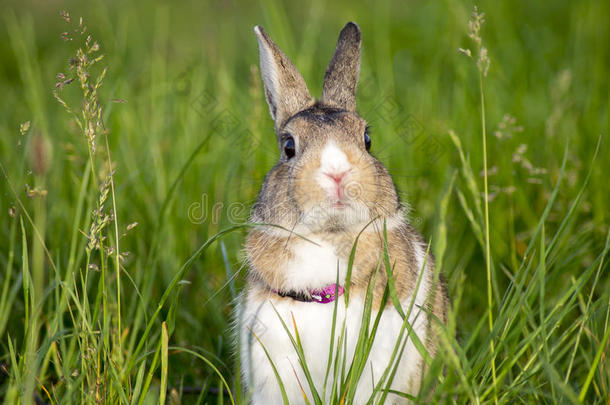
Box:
322 22 361 112
254 26 313 129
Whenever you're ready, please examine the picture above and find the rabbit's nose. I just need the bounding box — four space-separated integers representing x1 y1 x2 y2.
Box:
325 171 348 186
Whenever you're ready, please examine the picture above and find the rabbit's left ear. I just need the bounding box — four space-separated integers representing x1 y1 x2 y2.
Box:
322 22 362 112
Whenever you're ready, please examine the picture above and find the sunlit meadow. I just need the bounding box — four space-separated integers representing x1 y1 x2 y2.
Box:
0 0 608 403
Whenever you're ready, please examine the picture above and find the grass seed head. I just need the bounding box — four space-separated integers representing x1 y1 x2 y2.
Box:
466 6 490 77
19 121 31 135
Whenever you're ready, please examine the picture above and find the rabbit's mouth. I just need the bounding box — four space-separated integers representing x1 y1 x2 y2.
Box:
298 199 371 232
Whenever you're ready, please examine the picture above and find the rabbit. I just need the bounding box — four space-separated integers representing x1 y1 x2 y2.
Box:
237 22 448 404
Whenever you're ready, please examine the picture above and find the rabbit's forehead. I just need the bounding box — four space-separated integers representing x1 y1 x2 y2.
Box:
283 109 366 141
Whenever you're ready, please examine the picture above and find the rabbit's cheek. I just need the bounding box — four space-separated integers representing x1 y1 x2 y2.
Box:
294 162 327 209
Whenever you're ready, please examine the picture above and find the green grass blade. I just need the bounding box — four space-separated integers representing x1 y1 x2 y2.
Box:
160 322 169 405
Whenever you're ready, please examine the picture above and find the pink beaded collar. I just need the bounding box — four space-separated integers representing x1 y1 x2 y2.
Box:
274 284 344 304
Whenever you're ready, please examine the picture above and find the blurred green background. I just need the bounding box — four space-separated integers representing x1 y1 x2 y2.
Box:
0 0 608 403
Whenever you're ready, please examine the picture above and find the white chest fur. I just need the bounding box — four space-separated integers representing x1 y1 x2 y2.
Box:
282 238 349 291
239 238 431 404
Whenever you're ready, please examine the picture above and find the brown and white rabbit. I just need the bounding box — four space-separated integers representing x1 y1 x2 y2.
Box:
238 22 448 404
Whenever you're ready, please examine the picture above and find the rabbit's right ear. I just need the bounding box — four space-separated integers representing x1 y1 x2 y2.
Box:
254 26 313 130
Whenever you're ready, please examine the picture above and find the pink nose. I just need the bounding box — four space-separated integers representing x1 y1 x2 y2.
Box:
325 171 347 185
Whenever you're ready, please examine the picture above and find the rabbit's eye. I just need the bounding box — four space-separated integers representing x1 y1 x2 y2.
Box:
364 129 371 151
283 135 296 159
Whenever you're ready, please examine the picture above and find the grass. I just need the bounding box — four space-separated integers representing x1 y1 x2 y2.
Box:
0 0 609 403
